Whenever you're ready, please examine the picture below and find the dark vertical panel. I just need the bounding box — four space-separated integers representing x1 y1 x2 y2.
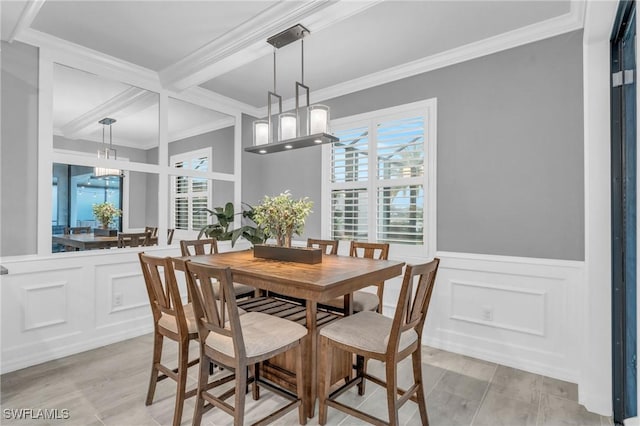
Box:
611 1 638 423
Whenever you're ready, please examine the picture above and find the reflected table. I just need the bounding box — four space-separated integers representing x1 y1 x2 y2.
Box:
52 233 158 250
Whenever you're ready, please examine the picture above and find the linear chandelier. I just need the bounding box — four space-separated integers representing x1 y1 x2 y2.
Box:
245 24 338 155
94 117 121 178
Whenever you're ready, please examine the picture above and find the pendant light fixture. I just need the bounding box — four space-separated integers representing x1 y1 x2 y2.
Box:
246 24 338 155
94 117 121 178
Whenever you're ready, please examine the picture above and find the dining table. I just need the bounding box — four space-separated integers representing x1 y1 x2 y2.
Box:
176 248 405 419
52 233 158 250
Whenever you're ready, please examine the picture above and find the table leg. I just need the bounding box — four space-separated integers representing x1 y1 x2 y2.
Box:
343 292 353 316
305 300 317 419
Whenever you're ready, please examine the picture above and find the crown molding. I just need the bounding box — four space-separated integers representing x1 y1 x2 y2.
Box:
7 0 47 43
257 0 586 117
173 86 262 118
168 116 235 143
17 28 162 91
60 87 156 139
159 0 382 92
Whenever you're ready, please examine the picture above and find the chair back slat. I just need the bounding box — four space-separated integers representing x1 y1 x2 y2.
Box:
145 226 159 237
138 253 188 336
184 261 246 358
119 231 152 248
180 239 219 256
307 238 339 255
387 258 440 354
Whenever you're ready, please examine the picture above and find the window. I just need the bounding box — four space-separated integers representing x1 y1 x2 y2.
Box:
323 100 436 256
171 148 212 232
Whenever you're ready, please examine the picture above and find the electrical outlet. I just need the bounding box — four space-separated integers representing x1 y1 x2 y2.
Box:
481 305 493 321
113 293 123 307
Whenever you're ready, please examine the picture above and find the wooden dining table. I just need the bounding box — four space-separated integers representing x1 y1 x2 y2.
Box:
176 249 405 418
52 233 158 250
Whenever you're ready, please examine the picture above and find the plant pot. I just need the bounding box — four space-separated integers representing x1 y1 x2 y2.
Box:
253 244 322 264
93 228 117 237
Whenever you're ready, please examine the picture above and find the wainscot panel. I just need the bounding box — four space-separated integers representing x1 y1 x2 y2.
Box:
0 241 251 373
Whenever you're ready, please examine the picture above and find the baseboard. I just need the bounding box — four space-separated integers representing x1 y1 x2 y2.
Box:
1 323 153 374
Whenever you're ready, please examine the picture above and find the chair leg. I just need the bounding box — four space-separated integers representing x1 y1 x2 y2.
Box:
192 351 209 426
234 363 247 426
318 336 332 425
145 331 163 406
172 339 189 426
295 344 307 425
252 363 260 400
356 355 367 396
385 361 399 426
411 349 429 426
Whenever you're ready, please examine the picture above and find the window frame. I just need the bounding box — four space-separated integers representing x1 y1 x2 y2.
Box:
321 98 437 258
170 147 213 233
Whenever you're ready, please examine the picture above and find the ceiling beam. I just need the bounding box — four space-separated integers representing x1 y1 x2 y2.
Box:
160 0 382 92
60 87 157 139
8 0 46 43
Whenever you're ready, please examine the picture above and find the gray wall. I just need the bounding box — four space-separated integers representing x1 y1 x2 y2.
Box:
242 30 585 261
1 41 39 256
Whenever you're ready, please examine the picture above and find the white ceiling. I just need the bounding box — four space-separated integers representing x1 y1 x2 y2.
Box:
2 0 580 148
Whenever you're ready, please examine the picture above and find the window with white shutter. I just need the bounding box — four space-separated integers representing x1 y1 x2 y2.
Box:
170 148 212 232
323 100 436 256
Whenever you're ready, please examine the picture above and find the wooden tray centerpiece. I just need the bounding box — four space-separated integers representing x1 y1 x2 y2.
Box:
93 228 117 237
253 244 322 264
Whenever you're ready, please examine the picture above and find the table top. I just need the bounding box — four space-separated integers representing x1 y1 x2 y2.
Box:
53 233 118 242
178 249 405 303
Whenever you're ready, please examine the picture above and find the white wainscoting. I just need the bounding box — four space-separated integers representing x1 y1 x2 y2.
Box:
420 251 584 383
0 241 250 374
1 246 584 386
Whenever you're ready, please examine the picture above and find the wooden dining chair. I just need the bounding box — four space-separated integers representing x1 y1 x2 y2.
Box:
118 231 151 248
145 226 159 237
318 258 440 426
180 238 219 256
323 241 390 314
138 253 200 426
307 238 339 255
180 238 255 299
184 261 308 426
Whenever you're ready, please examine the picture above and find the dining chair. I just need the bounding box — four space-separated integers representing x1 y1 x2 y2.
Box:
138 253 200 426
145 226 159 237
323 241 390 314
184 261 308 426
318 258 440 426
180 238 255 299
307 238 339 255
117 231 151 248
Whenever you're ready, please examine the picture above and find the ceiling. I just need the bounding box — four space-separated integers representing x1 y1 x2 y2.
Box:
2 0 581 149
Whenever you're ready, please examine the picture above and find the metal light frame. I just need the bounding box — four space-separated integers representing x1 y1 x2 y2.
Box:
246 24 338 155
94 117 121 178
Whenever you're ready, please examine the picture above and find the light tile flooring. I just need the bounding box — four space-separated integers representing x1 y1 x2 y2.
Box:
1 334 611 426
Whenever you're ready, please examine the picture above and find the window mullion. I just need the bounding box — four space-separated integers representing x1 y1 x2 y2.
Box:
368 119 378 242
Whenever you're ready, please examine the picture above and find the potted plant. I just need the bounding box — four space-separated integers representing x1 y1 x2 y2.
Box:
253 190 313 247
198 202 266 247
92 202 122 236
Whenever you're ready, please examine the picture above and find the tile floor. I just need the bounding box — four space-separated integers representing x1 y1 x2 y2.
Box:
0 334 611 425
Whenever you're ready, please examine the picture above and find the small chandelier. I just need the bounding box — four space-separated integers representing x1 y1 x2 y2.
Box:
246 24 338 155
94 117 120 178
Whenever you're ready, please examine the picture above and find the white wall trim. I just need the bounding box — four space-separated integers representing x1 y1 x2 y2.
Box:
7 0 47 43
421 251 584 385
580 0 618 416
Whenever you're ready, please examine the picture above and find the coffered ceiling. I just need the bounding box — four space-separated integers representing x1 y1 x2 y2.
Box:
2 0 583 148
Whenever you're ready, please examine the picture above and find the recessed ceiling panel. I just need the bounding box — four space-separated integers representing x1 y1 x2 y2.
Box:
32 1 278 70
201 0 571 107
